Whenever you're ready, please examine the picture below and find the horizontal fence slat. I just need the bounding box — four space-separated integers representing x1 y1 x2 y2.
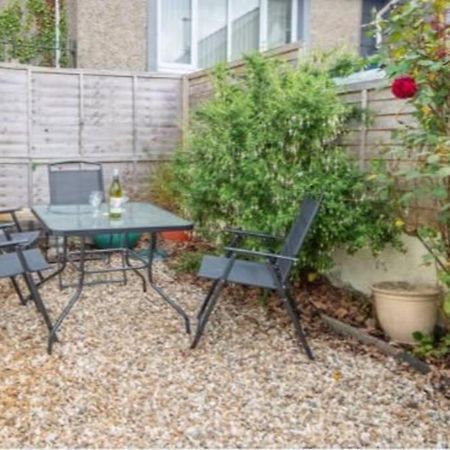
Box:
0 64 183 207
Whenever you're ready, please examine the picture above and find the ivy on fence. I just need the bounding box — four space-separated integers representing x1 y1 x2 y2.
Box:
0 0 69 67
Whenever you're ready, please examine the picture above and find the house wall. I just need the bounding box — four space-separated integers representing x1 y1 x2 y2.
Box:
309 0 363 51
72 0 147 71
67 0 365 72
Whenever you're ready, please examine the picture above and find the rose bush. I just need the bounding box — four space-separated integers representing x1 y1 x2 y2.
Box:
374 0 450 357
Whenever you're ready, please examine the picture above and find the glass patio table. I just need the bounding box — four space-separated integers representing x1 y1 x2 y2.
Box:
32 202 193 353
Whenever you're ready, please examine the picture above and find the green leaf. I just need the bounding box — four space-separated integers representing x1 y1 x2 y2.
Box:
443 295 450 317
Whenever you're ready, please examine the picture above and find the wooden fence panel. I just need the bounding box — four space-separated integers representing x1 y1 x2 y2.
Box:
83 75 134 157
31 72 80 158
0 163 28 207
0 65 183 208
0 68 27 157
135 77 182 159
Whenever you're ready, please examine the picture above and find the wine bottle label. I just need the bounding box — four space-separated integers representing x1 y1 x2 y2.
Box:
110 197 122 214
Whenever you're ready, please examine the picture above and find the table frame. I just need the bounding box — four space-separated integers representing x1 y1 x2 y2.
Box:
32 203 193 354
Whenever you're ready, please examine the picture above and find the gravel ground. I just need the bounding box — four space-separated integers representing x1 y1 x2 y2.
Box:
0 259 449 448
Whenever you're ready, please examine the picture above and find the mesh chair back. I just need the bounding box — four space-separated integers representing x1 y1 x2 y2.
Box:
48 161 104 205
278 197 321 281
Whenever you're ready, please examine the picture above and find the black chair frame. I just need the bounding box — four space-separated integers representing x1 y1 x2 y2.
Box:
191 197 321 360
0 237 55 339
47 160 131 290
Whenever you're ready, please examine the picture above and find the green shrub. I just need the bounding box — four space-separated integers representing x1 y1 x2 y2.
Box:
170 250 203 275
298 48 368 78
170 53 401 271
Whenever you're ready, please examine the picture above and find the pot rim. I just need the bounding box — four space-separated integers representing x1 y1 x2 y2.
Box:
372 281 442 297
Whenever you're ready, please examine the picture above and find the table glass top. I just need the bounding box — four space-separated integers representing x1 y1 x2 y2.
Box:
32 202 193 235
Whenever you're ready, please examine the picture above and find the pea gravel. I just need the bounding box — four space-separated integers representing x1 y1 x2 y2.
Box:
0 261 449 448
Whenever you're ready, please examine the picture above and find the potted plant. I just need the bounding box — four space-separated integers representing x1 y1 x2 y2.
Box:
371 0 450 348
372 282 441 343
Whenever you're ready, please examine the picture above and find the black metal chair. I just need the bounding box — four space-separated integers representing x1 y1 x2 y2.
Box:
47 160 133 290
48 160 104 205
0 207 43 305
0 236 54 337
0 207 41 248
191 196 321 360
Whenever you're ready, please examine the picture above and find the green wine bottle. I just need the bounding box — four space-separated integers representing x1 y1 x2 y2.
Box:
109 169 123 219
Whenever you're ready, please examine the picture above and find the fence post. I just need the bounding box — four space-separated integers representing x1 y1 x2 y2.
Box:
132 75 138 196
359 88 368 170
26 68 33 207
181 75 190 149
78 72 84 156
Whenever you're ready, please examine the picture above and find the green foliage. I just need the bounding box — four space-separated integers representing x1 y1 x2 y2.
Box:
170 53 401 272
377 0 450 236
374 0 450 340
298 48 368 78
412 331 450 360
0 0 69 66
149 162 182 212
170 250 203 275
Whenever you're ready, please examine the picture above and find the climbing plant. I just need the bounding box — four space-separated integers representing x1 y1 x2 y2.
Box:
373 0 450 357
0 0 68 67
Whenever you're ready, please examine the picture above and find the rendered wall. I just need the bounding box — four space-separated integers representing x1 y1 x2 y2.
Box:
73 0 147 71
309 0 363 51
330 236 437 294
67 0 364 72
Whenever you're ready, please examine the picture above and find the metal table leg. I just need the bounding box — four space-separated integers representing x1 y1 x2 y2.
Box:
146 233 191 334
47 236 86 354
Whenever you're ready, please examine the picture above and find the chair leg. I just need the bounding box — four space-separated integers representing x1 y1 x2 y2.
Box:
191 279 226 349
58 236 68 290
283 289 314 360
10 276 26 305
23 272 54 334
191 255 236 349
197 278 220 320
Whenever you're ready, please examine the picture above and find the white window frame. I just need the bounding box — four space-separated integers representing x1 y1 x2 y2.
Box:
154 0 302 73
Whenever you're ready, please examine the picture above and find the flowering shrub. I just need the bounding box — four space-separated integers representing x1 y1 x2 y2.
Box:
375 0 450 354
169 54 401 272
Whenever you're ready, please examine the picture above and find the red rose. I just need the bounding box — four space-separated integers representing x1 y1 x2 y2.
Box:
430 18 445 33
436 47 447 59
391 76 418 99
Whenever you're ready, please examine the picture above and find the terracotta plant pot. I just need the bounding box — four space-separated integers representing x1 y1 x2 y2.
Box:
160 230 191 242
372 282 441 344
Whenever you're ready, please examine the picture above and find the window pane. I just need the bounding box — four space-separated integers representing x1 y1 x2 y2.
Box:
161 0 192 64
360 0 390 57
231 0 260 60
198 0 227 68
268 0 292 49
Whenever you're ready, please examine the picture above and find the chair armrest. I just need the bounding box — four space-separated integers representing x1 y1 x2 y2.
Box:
224 247 298 262
224 228 282 241
0 207 20 215
0 222 15 230
0 237 29 249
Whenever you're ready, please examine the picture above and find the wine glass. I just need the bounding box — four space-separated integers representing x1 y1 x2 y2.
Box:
89 191 103 214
